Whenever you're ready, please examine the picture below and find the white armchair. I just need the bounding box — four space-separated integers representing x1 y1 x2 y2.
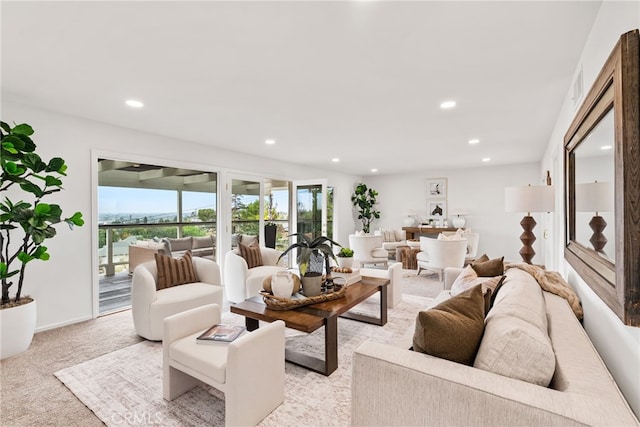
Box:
349 235 388 268
442 231 480 264
163 304 285 426
223 247 286 304
360 262 403 308
416 236 467 281
132 257 224 341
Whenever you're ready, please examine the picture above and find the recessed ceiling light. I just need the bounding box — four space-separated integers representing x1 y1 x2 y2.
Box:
440 100 456 109
371 168 378 173
265 139 276 145
482 157 491 162
601 145 612 150
331 158 340 163
468 138 480 144
125 99 144 108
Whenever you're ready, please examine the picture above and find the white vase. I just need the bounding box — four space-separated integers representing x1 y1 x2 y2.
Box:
337 257 354 269
271 271 294 298
0 299 37 360
452 216 466 228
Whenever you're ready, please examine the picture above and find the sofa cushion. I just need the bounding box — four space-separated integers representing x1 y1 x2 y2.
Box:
474 315 556 387
154 250 197 290
239 242 263 269
450 265 504 297
192 235 214 249
168 237 193 252
239 234 258 246
471 256 504 276
382 230 397 242
412 284 485 365
474 268 555 386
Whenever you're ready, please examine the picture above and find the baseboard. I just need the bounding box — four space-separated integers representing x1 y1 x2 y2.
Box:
35 315 94 333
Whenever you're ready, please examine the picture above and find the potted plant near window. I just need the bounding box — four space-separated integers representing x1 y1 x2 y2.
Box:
336 247 354 269
0 121 84 359
351 183 380 234
278 233 340 297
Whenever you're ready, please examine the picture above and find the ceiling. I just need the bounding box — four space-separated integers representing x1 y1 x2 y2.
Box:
1 1 602 176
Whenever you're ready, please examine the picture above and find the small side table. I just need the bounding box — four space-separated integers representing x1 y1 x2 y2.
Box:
396 246 421 270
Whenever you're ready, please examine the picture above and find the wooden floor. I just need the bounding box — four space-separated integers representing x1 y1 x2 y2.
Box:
99 272 132 314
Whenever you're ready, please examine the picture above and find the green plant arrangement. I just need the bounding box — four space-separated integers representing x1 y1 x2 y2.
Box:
278 233 341 277
351 183 380 234
1 121 84 307
336 247 354 258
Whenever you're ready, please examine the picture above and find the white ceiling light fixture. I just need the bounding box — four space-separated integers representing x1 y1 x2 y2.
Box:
468 138 480 144
265 139 276 145
371 168 378 173
482 157 491 162
331 158 340 163
440 100 456 109
125 99 144 108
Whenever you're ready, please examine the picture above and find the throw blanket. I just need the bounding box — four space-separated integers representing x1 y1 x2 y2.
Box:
505 263 584 320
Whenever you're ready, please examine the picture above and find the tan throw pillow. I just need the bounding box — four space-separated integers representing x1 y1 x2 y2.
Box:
471 256 504 276
474 253 490 264
239 242 263 269
154 250 197 290
412 284 486 365
450 265 505 296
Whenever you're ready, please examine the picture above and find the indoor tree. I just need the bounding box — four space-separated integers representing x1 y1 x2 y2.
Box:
351 183 380 233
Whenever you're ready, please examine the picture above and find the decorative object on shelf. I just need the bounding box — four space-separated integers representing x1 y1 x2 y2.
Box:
576 181 613 252
0 121 85 359
505 184 554 264
271 270 296 298
351 183 380 234
336 247 354 269
403 209 418 227
426 177 447 199
451 209 468 228
278 233 340 297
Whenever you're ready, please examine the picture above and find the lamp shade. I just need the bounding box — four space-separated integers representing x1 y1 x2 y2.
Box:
505 185 555 214
576 181 613 213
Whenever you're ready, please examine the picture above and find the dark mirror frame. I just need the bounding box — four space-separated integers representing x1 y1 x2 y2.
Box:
564 29 639 326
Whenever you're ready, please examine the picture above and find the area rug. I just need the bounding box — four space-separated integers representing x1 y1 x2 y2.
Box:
54 294 431 427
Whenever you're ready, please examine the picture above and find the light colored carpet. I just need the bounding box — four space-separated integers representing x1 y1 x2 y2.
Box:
54 293 432 427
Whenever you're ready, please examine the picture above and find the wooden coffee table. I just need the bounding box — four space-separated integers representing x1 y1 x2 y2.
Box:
230 277 389 376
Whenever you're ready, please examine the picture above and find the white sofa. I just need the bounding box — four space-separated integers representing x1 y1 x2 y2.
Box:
131 257 224 341
223 247 286 304
360 262 403 308
352 267 639 426
373 229 412 258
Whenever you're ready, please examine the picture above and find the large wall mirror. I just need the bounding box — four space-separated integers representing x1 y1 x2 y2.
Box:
564 30 639 326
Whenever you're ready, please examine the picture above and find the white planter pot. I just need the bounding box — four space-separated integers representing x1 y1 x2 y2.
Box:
0 299 37 360
337 257 354 269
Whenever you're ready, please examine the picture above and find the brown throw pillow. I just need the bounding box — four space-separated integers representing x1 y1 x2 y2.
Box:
412 284 486 365
154 250 197 290
239 242 263 269
474 253 490 264
472 256 504 277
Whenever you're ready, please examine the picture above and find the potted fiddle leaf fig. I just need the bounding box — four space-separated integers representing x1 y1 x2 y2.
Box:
351 183 380 234
0 121 84 359
278 233 340 297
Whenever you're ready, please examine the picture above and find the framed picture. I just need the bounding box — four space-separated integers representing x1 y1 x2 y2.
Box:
428 200 447 220
426 178 447 199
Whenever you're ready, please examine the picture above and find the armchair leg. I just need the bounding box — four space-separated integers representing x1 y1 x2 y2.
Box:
164 365 200 401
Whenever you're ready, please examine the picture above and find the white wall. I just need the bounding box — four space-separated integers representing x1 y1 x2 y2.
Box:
2 101 362 331
363 162 544 263
541 0 640 417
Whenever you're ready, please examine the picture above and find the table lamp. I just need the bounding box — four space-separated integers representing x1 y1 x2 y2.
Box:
505 184 555 263
576 181 613 252
451 209 468 228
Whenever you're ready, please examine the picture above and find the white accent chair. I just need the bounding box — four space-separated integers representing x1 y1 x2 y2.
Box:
223 247 286 304
373 229 409 259
348 234 388 268
416 236 467 281
442 231 480 264
131 257 224 341
163 304 285 426
360 262 403 308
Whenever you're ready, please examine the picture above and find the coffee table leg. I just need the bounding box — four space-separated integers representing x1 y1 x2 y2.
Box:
245 317 259 331
380 285 388 325
325 315 338 375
